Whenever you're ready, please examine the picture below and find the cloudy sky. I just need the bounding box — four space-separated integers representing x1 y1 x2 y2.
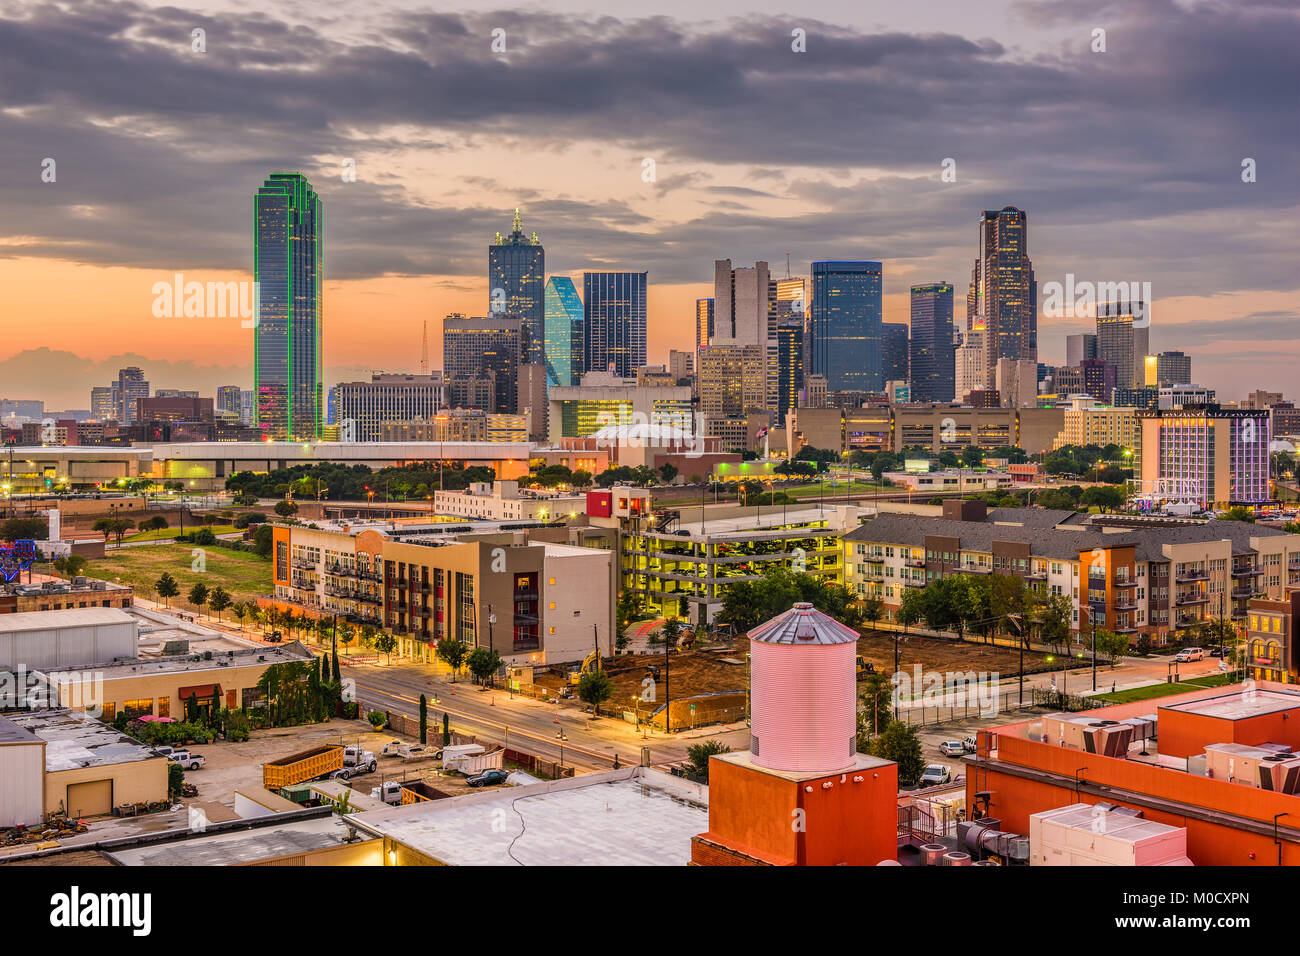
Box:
0 0 1296 408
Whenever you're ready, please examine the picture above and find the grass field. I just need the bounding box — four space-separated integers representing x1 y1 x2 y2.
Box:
123 524 240 542
85 541 272 613
1092 673 1233 704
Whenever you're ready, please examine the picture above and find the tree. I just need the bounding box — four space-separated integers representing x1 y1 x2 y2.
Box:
960 445 984 468
191 527 216 546
858 673 893 743
436 638 469 681
155 572 180 608
658 462 679 484
374 631 398 664
92 517 114 545
1221 506 1255 523
208 587 232 622
187 582 209 617
442 712 451 747
231 601 251 628
684 740 731 782
53 554 88 579
467 647 503 686
859 596 884 632
865 720 925 786
1035 592 1072 651
898 587 925 634
1094 627 1130 666
577 669 614 713
661 617 683 651
0 516 48 540
253 523 274 557
419 694 428 745
274 499 299 518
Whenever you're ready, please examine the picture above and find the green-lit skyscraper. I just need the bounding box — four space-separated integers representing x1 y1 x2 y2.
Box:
254 173 323 440
544 277 584 386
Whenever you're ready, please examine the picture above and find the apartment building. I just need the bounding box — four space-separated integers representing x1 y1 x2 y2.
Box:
269 521 613 665
842 500 1300 644
1136 407 1271 507
432 481 585 521
1051 401 1140 451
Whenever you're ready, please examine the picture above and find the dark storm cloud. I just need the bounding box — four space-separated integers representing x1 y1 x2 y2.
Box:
0 0 1295 305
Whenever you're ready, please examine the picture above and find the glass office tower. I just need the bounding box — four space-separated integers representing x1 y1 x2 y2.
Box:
254 173 322 441
544 277 584 387
810 261 883 392
909 282 955 402
489 209 545 365
583 272 647 379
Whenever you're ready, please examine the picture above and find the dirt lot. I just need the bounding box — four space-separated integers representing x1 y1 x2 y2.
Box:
856 630 1056 678
534 648 749 703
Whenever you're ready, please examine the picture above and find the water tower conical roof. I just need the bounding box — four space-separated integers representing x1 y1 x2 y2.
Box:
748 602 859 645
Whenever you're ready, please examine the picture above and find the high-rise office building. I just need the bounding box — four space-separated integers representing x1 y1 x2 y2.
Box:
713 260 769 346
215 385 242 417
909 283 955 403
776 324 804 424
966 207 1035 386
882 323 909 389
115 367 149 425
769 276 806 341
810 260 883 392
1156 351 1193 386
668 350 694 383
443 315 522 413
489 209 545 365
543 277 584 387
336 373 448 442
90 387 115 422
699 345 767 418
583 272 647 379
1096 300 1148 391
1065 333 1098 368
695 298 715 351
254 173 323 441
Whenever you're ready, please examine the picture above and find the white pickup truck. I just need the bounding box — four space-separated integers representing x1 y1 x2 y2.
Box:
167 750 205 770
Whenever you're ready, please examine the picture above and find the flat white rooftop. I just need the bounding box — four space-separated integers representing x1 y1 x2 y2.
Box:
353 768 708 866
6 709 160 772
0 607 134 633
106 815 361 866
1162 689 1300 720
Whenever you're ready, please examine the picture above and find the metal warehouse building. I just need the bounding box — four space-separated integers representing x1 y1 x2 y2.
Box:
0 608 139 671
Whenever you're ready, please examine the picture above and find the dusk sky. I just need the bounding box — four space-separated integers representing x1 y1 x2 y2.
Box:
0 0 1296 409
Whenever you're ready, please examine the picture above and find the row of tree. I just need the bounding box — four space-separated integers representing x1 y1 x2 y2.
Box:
225 462 497 501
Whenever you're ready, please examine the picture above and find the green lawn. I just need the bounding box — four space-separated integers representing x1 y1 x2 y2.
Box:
123 524 240 542
1092 681 1210 704
783 480 891 500
85 541 272 614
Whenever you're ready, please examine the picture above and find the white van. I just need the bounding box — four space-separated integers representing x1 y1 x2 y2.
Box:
1174 647 1205 662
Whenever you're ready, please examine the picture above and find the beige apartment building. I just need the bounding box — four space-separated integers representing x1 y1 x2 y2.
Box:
1052 403 1141 451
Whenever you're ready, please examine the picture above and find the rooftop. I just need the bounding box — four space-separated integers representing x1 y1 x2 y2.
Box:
0 606 135 634
105 813 362 866
352 768 708 866
749 602 860 645
6 709 160 772
64 640 314 681
1161 689 1300 721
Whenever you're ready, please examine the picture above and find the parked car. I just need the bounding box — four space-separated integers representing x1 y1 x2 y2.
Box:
466 768 511 788
1174 647 1205 662
919 764 952 787
167 750 205 770
962 736 978 753
1209 647 1224 657
266 630 283 643
938 741 966 757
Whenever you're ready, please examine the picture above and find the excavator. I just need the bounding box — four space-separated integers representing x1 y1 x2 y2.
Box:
569 649 602 685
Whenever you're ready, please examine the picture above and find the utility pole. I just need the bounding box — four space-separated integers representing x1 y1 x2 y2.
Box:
1092 607 1098 692
664 626 671 734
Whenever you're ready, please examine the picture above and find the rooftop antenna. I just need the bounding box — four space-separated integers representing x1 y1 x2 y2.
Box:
420 320 429 375
785 252 791 279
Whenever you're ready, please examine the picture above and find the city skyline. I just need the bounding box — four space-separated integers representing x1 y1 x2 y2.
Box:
0 2 1296 410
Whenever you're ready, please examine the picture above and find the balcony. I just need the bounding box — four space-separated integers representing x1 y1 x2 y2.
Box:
1113 579 1139 589
905 558 926 568
1232 567 1263 578
1114 599 1138 611
1024 572 1047 582
1175 593 1209 607
1232 586 1257 598
1176 570 1209 583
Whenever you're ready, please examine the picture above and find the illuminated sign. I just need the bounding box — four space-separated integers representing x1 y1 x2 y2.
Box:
0 539 39 582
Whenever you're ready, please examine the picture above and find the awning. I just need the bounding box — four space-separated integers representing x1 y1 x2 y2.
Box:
178 684 222 700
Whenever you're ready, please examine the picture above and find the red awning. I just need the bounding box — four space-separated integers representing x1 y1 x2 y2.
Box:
177 684 221 700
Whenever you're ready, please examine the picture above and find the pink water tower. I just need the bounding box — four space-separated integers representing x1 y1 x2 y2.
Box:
748 601 859 774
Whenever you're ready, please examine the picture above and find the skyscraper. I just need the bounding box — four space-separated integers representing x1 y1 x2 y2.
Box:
215 385 242 417
1065 332 1098 367
695 298 715 351
966 207 1035 387
442 315 522 413
254 173 322 441
489 209 545 364
810 261 883 392
115 366 149 425
544 277 584 387
909 283 955 402
1096 300 1148 390
583 272 647 379
1156 351 1193 386
882 323 909 388
776 323 804 424
713 260 769 346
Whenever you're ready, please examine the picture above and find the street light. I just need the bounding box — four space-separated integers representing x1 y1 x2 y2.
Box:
555 727 568 769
